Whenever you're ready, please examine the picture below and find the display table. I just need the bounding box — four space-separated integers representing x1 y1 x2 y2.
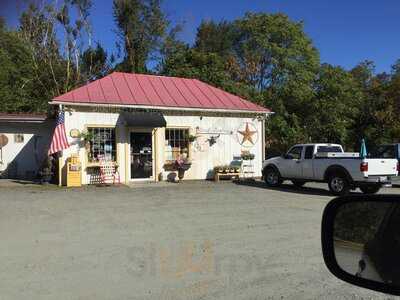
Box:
214 171 240 182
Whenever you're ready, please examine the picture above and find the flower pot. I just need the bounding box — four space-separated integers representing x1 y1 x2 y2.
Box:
177 168 185 181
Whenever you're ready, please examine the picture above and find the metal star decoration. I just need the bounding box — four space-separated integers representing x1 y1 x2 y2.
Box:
238 123 257 145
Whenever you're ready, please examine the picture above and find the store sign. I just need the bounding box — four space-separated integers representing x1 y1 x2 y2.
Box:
195 127 233 135
70 129 80 138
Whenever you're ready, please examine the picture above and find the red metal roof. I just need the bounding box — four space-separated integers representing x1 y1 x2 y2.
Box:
52 72 270 113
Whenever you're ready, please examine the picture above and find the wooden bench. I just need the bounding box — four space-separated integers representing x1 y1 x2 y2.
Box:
214 172 240 182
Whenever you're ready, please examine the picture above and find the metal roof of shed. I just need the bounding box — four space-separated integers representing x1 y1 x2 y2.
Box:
52 72 270 114
0 113 48 123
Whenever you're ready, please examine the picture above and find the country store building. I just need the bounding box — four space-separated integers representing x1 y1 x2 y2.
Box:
51 72 271 185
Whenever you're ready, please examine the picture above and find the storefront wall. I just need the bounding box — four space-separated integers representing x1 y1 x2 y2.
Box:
62 109 264 184
161 114 263 180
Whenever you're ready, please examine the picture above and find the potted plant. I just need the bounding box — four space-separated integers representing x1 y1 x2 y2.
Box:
187 134 197 143
241 152 255 160
175 153 191 181
214 165 223 173
79 130 94 152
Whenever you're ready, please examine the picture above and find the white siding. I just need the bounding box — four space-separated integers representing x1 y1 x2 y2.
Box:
0 123 52 179
63 110 264 184
162 115 263 180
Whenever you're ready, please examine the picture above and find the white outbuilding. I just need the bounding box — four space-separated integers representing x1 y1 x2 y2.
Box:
0 113 54 179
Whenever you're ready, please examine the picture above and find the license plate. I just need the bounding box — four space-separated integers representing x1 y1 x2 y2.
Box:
380 176 388 182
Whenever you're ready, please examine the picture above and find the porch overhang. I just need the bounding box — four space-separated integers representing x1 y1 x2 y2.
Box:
119 111 166 128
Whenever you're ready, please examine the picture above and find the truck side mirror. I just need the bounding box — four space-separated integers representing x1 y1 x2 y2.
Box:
321 195 400 296
283 154 293 159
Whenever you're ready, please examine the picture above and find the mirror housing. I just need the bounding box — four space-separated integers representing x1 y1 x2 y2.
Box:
283 153 293 159
321 195 400 296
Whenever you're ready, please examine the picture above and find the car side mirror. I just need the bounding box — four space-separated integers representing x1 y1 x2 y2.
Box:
283 154 293 159
321 195 400 296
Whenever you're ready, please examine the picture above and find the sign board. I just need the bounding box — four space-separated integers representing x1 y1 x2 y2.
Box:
70 129 80 138
0 134 8 148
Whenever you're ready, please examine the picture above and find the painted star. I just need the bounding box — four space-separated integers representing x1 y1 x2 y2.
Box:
238 123 257 145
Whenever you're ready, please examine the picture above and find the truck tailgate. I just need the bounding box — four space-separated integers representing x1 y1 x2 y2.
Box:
365 159 398 176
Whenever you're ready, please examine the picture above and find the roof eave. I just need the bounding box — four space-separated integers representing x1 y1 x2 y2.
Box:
0 115 48 123
50 101 272 115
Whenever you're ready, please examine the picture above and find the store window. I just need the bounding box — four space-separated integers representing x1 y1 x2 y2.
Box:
165 128 190 160
14 134 24 143
87 127 116 162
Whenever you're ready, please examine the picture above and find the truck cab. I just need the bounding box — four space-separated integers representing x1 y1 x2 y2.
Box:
277 144 344 179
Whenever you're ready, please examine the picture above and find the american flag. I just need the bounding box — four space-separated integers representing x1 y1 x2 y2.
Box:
48 111 69 155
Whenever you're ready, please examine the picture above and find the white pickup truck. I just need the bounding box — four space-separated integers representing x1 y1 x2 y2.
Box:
262 143 399 195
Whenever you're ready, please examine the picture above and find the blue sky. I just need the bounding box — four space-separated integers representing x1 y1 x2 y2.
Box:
2 0 400 73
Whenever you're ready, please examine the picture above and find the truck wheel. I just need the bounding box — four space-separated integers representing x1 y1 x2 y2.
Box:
359 185 380 194
264 167 282 187
292 180 306 187
328 174 350 196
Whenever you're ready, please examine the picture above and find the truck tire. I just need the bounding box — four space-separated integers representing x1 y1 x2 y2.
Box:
328 174 350 196
292 180 306 187
264 167 282 187
359 185 381 194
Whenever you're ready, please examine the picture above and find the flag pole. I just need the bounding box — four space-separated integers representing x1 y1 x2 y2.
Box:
58 153 62 187
58 104 63 187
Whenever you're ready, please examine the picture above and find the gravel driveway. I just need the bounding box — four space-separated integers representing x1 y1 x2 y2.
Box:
0 180 398 300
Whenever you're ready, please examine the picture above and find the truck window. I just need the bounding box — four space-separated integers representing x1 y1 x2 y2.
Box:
317 146 342 153
287 146 303 160
304 146 314 159
369 145 396 159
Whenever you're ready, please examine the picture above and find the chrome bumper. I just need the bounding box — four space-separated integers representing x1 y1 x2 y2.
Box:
361 175 393 184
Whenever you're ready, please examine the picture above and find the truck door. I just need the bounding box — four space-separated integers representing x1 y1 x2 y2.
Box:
280 146 304 178
302 145 315 179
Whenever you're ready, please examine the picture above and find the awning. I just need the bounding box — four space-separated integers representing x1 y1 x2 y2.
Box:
119 111 166 128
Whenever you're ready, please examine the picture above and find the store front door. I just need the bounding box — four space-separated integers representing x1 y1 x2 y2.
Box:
130 131 153 180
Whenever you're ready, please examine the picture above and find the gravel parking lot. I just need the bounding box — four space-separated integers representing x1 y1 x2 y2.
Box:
0 180 398 300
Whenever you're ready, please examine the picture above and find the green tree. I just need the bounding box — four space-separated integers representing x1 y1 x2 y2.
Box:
308 64 363 147
0 25 39 112
350 61 400 149
19 2 65 99
20 0 95 94
0 0 108 112
233 13 319 91
81 43 110 81
113 0 170 73
391 59 400 78
194 20 237 58
350 60 375 89
161 13 322 154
